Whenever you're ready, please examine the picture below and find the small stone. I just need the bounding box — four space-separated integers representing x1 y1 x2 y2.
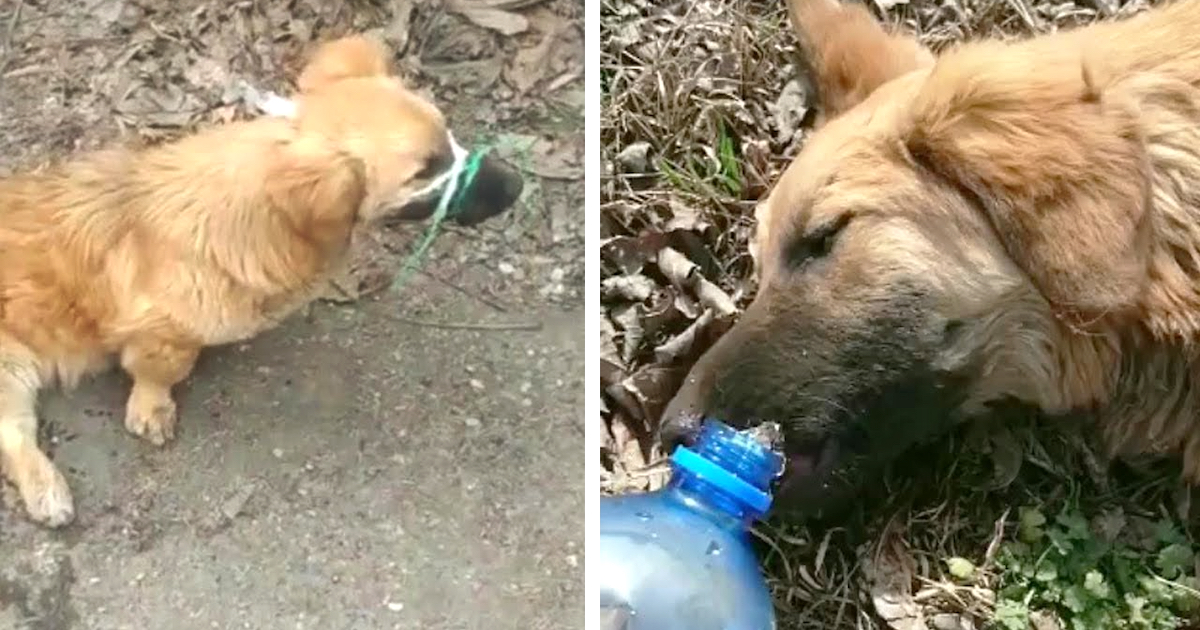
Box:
464 417 481 428
272 448 284 459
565 554 578 568
615 141 651 173
221 485 255 520
550 268 565 282
469 379 485 391
498 262 515 274
386 602 404 612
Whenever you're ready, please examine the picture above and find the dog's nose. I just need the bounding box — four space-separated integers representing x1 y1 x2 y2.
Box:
658 374 709 451
659 410 703 452
453 155 523 226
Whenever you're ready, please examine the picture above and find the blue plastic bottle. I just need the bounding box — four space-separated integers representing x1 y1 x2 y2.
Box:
598 419 784 630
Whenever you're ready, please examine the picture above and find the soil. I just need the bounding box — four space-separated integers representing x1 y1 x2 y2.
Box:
0 1 584 629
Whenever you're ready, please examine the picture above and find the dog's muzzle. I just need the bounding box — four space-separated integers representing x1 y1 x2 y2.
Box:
392 141 524 227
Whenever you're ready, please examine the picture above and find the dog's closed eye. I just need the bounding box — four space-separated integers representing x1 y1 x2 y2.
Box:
414 152 454 181
787 214 852 269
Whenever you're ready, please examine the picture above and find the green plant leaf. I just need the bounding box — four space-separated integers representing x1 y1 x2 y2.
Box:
1035 562 1059 583
1057 510 1091 541
1152 518 1188 547
1156 543 1194 580
1020 506 1047 543
1084 570 1111 599
946 556 976 580
994 599 1030 630
1063 585 1089 614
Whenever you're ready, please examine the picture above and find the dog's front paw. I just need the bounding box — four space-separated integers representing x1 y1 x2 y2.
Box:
124 391 177 446
18 458 75 528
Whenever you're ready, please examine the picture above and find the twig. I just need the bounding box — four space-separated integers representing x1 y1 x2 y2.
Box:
417 267 511 313
0 0 26 86
377 239 511 312
384 314 542 331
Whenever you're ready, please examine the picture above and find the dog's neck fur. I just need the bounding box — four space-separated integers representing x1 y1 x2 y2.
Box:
936 1 1200 481
964 287 1200 484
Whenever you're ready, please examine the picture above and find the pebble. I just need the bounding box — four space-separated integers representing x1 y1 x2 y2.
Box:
464 417 481 428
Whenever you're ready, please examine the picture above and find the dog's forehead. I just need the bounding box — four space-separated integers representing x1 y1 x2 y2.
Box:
303 79 448 146
764 136 855 233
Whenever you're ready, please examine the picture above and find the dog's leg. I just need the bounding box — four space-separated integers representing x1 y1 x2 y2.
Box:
120 337 199 446
0 354 73 527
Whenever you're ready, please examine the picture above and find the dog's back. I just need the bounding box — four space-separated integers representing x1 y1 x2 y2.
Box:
0 118 332 384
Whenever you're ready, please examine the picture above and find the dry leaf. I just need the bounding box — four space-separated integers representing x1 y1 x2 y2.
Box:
447 0 529 35
657 247 738 316
529 136 584 180
601 274 656 302
656 246 698 287
655 309 715 364
615 141 651 173
618 365 688 428
663 200 710 233
653 309 735 365
505 28 560 94
985 425 1024 490
600 316 624 373
864 530 929 630
768 80 809 144
382 1 415 53
640 288 684 339
610 304 644 364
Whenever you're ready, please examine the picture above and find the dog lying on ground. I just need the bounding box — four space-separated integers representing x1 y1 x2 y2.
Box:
660 0 1200 513
0 35 522 527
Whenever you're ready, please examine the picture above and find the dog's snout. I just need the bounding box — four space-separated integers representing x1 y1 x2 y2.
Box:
659 410 703 452
659 373 710 451
453 155 523 226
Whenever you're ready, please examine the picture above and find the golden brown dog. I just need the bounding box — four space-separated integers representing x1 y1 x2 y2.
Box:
661 0 1200 513
0 35 522 527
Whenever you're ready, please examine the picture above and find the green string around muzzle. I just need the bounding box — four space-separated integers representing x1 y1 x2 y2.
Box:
391 147 490 291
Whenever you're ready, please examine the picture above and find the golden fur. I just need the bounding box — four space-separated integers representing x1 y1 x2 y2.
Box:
663 0 1200 506
0 35 471 526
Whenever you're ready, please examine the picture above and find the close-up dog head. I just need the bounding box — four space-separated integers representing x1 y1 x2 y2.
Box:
660 0 1200 513
275 35 524 229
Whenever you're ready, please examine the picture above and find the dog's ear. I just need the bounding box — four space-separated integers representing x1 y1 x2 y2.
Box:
297 36 392 93
903 43 1154 329
263 139 367 268
786 0 933 120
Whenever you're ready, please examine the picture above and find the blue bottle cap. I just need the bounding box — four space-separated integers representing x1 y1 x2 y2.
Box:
670 419 785 519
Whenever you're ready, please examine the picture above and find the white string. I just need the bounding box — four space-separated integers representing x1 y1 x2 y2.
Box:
238 80 298 119
257 93 297 118
410 134 469 204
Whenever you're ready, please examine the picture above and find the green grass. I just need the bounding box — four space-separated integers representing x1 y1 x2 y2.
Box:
982 504 1199 629
658 120 744 198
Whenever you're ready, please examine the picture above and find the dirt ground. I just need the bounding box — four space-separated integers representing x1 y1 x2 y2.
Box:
0 1 584 629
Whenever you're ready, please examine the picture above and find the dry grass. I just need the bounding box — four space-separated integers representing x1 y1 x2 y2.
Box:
598 0 1200 628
